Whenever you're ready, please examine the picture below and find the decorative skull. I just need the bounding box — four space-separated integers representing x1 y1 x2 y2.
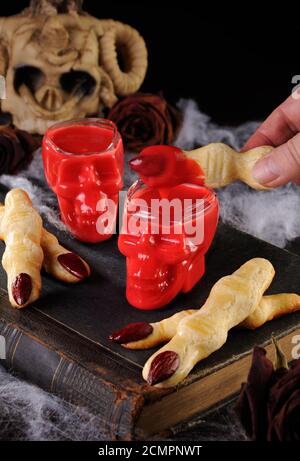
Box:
118 181 219 310
0 0 147 134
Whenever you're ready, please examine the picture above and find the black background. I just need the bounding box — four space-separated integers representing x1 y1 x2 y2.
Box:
1 1 300 124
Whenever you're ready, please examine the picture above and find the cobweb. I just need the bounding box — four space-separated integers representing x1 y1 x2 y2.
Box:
0 365 246 441
0 366 107 441
1 98 299 441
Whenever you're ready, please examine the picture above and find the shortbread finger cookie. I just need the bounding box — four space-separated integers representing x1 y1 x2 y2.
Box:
109 310 196 349
142 258 275 387
240 293 300 329
1 189 43 308
110 293 300 349
129 143 273 190
186 143 273 189
0 205 90 283
41 228 90 283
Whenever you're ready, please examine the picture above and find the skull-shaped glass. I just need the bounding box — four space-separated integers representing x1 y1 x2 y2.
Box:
42 118 124 242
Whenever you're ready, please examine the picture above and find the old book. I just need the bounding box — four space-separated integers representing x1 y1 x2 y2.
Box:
0 215 300 440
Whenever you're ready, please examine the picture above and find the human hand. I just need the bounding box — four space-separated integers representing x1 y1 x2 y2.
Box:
242 95 300 187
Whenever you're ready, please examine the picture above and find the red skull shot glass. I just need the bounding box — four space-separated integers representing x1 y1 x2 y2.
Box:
42 119 124 242
118 146 219 310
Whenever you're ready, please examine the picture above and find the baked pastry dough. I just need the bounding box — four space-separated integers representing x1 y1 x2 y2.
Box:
123 310 196 350
185 143 273 189
110 257 300 386
240 293 300 329
121 293 300 350
1 189 43 308
40 227 90 283
142 258 276 387
0 204 90 283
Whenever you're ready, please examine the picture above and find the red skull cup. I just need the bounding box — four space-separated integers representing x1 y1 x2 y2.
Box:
42 119 124 242
118 145 219 310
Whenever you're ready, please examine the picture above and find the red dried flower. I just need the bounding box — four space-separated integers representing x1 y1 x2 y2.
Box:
0 125 40 175
108 93 182 152
235 344 300 441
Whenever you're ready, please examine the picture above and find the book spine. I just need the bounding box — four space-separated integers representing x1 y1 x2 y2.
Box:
0 318 144 440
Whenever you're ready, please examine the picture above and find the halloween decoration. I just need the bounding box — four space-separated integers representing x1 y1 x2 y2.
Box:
186 143 273 189
119 147 219 309
0 0 148 134
109 258 300 388
109 259 300 388
110 294 300 349
1 189 44 308
0 204 90 283
0 125 40 174
235 343 300 441
42 118 124 242
142 258 276 385
131 143 274 190
0 188 91 308
119 181 219 310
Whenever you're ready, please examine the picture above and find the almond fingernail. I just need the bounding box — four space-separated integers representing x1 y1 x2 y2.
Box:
58 253 89 279
129 155 165 176
147 351 180 385
12 273 32 306
109 322 153 344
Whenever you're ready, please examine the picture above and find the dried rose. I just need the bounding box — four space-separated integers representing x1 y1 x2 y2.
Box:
108 93 182 152
0 125 40 175
235 347 274 440
267 360 300 440
235 343 300 441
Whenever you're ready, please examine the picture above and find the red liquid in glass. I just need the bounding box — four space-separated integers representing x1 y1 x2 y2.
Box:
42 119 124 243
49 125 115 154
119 145 219 310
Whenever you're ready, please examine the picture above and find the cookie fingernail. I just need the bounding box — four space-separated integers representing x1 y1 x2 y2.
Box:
58 253 89 279
109 322 153 344
147 351 180 385
12 273 32 306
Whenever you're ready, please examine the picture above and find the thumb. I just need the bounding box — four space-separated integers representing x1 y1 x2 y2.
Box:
252 132 300 187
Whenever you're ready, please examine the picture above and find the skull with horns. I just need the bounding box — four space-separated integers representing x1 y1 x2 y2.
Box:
0 0 148 134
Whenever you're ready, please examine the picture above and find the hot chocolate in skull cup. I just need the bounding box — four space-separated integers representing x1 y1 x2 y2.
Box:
118 178 219 310
42 118 123 242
